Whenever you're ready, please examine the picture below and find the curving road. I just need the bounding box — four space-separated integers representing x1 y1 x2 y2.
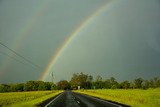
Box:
44 90 130 107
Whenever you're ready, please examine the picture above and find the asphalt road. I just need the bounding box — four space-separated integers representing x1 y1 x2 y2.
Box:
44 90 130 107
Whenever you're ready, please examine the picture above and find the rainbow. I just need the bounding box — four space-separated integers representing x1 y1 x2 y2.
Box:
39 0 119 81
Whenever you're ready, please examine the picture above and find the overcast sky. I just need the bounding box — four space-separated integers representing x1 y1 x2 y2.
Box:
0 0 160 83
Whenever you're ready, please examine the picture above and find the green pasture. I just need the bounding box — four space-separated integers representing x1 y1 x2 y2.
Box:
0 90 63 107
75 88 160 107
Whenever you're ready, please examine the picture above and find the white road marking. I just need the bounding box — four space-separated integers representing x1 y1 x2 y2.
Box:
45 93 63 107
77 93 122 107
77 101 80 104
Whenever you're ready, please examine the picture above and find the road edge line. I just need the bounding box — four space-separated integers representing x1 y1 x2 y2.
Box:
44 92 64 107
75 92 122 107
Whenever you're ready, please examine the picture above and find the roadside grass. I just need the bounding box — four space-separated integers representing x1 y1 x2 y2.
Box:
75 88 160 107
0 90 63 107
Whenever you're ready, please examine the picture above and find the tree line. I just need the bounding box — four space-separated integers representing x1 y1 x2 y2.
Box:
0 72 160 92
0 81 56 92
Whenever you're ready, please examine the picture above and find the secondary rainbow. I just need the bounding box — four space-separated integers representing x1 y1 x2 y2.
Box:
39 0 118 81
0 0 51 78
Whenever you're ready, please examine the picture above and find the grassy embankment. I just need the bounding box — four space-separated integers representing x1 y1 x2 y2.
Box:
0 90 63 107
75 88 160 107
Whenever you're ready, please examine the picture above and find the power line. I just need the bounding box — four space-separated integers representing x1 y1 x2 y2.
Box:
0 51 40 70
0 51 28 66
0 42 42 69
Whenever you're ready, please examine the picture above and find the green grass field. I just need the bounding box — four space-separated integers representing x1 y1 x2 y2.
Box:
0 90 63 107
75 88 160 107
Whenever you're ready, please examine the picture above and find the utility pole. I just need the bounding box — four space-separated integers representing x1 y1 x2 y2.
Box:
51 72 54 83
50 72 54 90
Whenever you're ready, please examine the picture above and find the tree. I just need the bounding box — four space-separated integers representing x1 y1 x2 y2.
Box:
142 80 149 89
153 77 160 88
15 83 24 91
120 81 130 89
96 75 102 82
93 75 103 89
85 75 93 89
81 81 92 89
149 79 155 88
110 77 116 83
23 81 39 91
87 75 93 82
93 75 104 89
0 84 10 92
149 77 160 88
37 81 46 91
157 77 160 87
93 81 104 89
134 78 143 89
10 83 24 92
110 77 119 89
44 82 53 90
70 72 88 89
104 79 111 89
51 83 57 90
57 80 70 90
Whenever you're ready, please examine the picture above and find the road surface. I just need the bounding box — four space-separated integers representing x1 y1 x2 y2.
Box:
44 90 130 107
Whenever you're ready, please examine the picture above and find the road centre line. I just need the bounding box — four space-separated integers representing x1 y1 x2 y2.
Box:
77 100 80 104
